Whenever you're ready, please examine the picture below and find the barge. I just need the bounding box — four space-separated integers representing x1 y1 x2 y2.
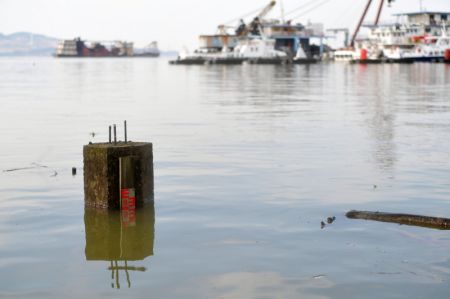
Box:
55 38 161 58
170 1 324 65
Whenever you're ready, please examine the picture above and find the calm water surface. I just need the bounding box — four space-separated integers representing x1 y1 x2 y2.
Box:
0 57 450 298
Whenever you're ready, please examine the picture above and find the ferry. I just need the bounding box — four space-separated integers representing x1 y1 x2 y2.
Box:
365 13 450 62
398 30 450 62
332 0 450 63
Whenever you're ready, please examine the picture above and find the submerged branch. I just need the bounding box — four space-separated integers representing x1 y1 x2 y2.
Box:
3 163 48 173
346 210 450 230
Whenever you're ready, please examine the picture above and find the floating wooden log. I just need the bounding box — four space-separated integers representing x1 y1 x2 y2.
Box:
346 210 450 230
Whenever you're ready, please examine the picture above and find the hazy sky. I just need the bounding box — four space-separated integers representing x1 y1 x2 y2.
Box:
1 0 449 50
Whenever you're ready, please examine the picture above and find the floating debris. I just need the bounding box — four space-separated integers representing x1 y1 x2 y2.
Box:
3 163 48 172
327 216 336 224
346 210 450 230
320 221 326 229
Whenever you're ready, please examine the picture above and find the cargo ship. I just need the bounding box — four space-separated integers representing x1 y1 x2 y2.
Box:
55 38 161 58
55 37 133 57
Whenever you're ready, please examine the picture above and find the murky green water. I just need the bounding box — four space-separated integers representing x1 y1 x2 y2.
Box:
1 57 450 298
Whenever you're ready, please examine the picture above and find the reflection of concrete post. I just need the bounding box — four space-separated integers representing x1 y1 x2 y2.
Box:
84 203 155 261
83 142 153 209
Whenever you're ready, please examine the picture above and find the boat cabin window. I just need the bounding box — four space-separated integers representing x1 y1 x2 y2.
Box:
429 15 436 25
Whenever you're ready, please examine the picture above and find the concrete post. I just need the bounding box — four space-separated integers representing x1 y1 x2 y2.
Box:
83 142 153 209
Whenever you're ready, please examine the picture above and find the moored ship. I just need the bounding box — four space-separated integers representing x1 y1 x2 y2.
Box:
332 0 450 63
170 1 325 65
55 37 134 57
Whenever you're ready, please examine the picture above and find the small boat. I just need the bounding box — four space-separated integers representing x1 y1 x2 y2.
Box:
170 37 288 65
134 41 160 57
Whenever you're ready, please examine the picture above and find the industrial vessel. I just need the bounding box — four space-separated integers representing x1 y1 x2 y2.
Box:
55 38 133 57
170 1 325 65
55 38 161 58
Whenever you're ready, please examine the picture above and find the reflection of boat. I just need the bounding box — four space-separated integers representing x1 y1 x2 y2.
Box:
84 203 154 288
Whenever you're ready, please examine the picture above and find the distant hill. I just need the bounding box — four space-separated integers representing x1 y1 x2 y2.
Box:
0 32 59 56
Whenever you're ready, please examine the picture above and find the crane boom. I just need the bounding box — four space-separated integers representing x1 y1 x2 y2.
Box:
350 0 395 47
236 1 277 36
257 0 276 20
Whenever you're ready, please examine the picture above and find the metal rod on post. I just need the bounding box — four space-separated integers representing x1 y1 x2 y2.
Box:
124 120 127 143
109 126 112 143
113 124 117 144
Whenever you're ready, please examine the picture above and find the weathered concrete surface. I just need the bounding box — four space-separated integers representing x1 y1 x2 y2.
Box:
83 142 153 209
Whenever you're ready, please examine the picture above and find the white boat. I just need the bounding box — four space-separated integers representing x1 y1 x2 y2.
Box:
381 25 450 62
234 38 288 63
405 33 450 62
332 1 450 63
171 37 287 64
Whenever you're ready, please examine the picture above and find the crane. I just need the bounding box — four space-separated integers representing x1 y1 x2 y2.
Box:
350 0 395 47
232 1 277 36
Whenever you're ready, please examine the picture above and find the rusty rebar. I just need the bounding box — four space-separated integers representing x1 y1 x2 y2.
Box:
113 124 117 144
124 120 127 143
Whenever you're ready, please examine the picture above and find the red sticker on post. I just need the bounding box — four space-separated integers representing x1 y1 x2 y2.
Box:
121 188 136 227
